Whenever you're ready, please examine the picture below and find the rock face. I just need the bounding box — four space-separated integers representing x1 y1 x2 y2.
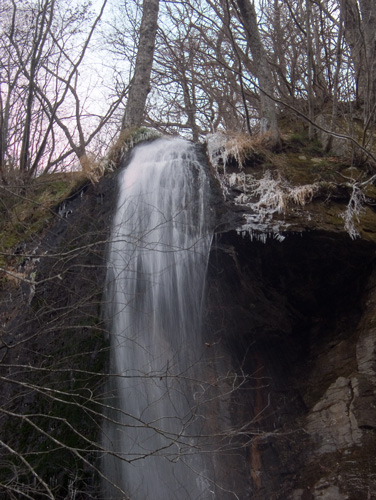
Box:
203 146 376 499
1 139 376 499
0 174 117 498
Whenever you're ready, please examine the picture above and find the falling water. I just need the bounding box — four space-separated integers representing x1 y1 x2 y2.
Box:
102 137 219 499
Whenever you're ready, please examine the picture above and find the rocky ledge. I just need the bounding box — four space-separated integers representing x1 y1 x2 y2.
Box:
204 135 376 499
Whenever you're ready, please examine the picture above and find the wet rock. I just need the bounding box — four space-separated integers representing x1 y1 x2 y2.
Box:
306 377 362 454
205 225 376 499
351 376 376 429
357 327 376 377
312 478 349 499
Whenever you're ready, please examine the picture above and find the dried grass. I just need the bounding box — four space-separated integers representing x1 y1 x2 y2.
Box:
79 153 101 183
207 131 270 172
80 127 161 183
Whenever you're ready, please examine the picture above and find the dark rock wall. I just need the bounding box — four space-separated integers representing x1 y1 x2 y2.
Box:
204 230 376 499
0 174 117 499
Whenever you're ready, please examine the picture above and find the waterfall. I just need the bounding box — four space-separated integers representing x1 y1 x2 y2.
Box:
102 137 218 499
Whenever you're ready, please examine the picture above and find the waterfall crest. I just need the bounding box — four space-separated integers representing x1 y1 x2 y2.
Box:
103 137 216 499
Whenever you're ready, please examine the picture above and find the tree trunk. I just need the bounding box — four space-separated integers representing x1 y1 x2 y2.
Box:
122 0 159 130
358 0 376 118
306 0 314 140
327 0 344 153
343 0 376 110
235 0 280 148
19 0 55 175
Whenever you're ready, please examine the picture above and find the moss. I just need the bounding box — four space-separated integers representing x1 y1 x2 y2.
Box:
0 172 87 279
364 183 376 200
0 233 19 267
288 131 309 148
285 130 323 155
358 206 376 243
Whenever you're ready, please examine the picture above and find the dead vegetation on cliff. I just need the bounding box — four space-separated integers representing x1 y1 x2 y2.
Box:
206 130 376 242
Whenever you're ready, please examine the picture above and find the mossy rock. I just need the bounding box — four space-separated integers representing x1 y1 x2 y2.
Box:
358 206 376 243
0 172 88 274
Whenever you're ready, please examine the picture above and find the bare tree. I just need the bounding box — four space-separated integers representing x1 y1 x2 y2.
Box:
232 0 281 147
122 0 160 129
0 0 121 184
342 0 376 145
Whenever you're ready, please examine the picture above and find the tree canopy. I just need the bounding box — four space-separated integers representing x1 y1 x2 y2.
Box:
1 0 375 182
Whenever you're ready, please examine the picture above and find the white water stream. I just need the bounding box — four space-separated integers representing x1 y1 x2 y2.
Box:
102 137 218 499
